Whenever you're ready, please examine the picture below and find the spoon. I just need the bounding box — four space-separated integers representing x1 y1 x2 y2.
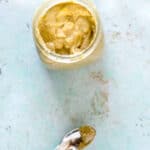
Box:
56 125 96 150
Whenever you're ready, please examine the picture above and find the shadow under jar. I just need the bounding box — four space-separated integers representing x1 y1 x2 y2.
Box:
33 0 104 69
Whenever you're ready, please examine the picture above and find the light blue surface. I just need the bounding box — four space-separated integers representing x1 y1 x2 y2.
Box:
0 0 150 150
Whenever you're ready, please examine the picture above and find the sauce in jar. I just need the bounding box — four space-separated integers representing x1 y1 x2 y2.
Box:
38 2 96 56
33 0 104 69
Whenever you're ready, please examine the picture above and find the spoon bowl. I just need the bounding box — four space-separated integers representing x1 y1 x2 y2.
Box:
56 125 96 150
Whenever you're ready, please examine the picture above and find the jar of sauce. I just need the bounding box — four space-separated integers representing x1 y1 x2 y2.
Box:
33 0 104 69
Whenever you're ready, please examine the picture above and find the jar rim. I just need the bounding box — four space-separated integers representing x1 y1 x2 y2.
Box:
33 0 101 63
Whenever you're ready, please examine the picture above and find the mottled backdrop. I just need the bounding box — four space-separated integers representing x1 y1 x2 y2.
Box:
0 0 150 150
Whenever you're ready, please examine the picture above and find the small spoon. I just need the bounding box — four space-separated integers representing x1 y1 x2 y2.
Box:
56 125 96 150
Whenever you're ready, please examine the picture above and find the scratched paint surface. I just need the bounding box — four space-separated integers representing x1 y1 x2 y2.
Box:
0 0 150 150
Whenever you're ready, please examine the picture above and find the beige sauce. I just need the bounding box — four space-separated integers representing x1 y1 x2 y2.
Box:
79 126 96 149
38 2 96 55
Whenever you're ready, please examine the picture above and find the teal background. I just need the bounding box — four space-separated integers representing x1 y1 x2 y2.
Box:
0 0 150 150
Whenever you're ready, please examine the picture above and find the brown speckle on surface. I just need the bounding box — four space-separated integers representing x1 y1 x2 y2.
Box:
112 31 121 39
101 91 109 102
91 92 109 116
90 71 109 85
126 31 139 40
90 71 109 118
70 116 78 124
64 71 109 125
109 30 141 42
70 113 86 126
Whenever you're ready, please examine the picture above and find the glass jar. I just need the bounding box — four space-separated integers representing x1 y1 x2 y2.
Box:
32 0 104 69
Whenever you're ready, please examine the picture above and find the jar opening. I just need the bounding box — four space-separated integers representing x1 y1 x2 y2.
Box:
33 0 100 63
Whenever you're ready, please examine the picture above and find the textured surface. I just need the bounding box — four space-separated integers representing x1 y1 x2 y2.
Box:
0 0 150 150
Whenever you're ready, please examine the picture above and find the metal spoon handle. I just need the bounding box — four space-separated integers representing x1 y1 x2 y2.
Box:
68 146 78 150
56 146 78 150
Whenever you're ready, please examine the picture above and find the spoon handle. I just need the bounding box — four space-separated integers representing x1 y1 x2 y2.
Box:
56 146 78 150
68 146 78 150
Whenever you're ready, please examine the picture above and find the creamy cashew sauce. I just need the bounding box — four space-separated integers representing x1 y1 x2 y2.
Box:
79 126 96 149
38 2 96 55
